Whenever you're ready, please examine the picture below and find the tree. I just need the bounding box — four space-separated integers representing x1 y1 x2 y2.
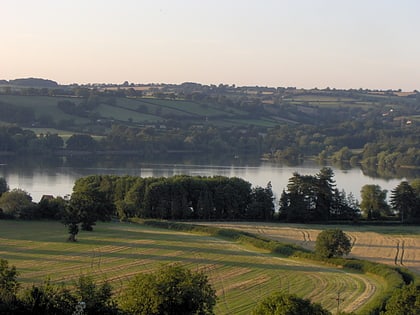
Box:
315 229 352 258
37 196 67 220
315 167 336 221
70 176 115 231
0 188 35 219
360 184 390 219
119 264 216 315
390 181 418 223
382 283 420 315
61 201 81 242
252 292 331 315
248 182 275 220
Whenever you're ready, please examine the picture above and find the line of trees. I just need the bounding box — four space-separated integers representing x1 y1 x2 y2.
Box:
65 175 274 229
1 169 420 238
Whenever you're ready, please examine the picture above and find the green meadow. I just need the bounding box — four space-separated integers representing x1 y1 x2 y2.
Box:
0 220 386 314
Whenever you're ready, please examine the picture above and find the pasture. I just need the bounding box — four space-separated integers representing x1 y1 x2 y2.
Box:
0 220 386 314
199 222 420 275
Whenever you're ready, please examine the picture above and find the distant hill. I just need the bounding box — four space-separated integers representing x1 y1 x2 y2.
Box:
7 78 58 88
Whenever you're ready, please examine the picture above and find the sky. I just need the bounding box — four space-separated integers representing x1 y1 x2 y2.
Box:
1 0 420 90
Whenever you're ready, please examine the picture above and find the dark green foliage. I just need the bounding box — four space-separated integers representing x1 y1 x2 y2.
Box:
252 292 331 315
61 202 80 242
390 181 420 223
382 283 420 315
279 168 359 222
119 264 216 315
70 175 115 231
248 182 275 220
315 229 352 258
0 188 36 219
37 196 67 220
21 280 77 315
74 275 117 315
66 174 269 222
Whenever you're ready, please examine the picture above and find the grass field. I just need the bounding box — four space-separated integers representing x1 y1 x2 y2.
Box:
0 95 90 124
198 222 420 275
0 220 386 314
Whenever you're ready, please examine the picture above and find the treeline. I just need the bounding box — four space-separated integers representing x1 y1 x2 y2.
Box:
66 175 274 225
2 120 420 177
2 169 420 229
0 175 274 236
0 125 63 153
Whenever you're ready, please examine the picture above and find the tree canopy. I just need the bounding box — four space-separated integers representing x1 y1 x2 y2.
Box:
390 181 420 223
315 229 352 258
360 184 390 219
118 264 216 315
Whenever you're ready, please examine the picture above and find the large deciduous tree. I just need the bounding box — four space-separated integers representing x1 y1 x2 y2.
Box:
0 188 35 219
70 176 115 231
360 184 390 219
119 264 216 315
315 229 352 258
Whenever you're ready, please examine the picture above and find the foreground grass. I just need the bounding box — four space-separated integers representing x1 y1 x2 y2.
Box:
0 220 387 314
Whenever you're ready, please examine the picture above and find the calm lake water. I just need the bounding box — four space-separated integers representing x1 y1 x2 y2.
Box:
0 154 412 203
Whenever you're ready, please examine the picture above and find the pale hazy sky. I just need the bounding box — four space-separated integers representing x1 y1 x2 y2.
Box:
2 0 420 90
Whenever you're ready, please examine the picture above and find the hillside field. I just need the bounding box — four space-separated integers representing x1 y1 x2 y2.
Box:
198 222 420 275
0 220 387 314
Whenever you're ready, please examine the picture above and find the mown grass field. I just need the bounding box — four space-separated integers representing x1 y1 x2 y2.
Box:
199 222 420 275
0 220 386 314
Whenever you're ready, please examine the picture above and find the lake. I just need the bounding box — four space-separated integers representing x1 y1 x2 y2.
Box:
0 154 410 204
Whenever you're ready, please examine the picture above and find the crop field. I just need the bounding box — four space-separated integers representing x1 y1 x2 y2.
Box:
198 222 420 275
0 220 386 314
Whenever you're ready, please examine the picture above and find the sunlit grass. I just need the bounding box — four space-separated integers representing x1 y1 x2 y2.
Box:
0 220 386 314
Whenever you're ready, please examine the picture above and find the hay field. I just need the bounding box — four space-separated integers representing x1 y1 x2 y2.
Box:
0 220 386 314
198 222 420 275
